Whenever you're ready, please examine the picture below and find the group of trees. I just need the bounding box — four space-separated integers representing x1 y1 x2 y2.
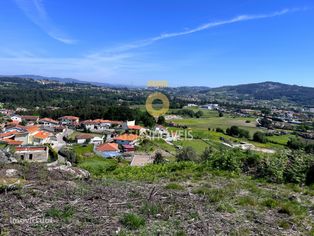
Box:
171 145 314 185
171 109 204 118
253 131 268 143
287 137 314 154
226 126 250 139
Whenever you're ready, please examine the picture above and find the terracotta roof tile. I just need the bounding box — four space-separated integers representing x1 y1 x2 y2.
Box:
114 134 139 141
96 143 119 152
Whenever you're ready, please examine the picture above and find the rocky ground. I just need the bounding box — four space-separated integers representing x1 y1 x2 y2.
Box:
0 163 313 235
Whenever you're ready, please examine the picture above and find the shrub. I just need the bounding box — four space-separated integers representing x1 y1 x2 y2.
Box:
216 127 224 133
45 205 75 221
201 146 214 162
253 131 267 143
256 152 288 183
284 151 310 184
58 147 77 164
120 213 145 230
140 201 163 217
176 146 198 162
287 137 304 150
153 152 165 164
210 149 244 173
226 126 250 139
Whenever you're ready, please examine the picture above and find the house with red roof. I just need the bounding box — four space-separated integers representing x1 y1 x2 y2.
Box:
39 118 59 127
33 131 52 145
95 143 120 158
114 133 139 145
59 116 79 126
122 120 146 134
21 115 39 124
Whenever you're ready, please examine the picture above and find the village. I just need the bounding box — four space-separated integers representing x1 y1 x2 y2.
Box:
0 110 175 166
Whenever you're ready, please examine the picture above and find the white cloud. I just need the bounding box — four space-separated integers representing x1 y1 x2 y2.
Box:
14 0 76 44
106 8 304 53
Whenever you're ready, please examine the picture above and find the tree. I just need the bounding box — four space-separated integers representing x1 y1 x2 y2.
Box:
287 137 304 150
226 126 240 137
260 117 272 128
153 152 165 164
157 116 166 125
261 108 271 116
140 112 156 127
176 146 198 162
253 131 267 143
219 112 224 117
201 146 214 162
216 127 224 133
226 126 249 138
195 110 204 118
305 144 314 154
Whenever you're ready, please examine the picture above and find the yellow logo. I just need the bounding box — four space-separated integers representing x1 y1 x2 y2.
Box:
145 92 169 118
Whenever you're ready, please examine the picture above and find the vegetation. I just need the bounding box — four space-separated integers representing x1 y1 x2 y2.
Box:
120 213 145 230
253 131 267 143
226 126 250 139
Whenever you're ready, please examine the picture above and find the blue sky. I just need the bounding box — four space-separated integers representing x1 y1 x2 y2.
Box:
0 0 313 87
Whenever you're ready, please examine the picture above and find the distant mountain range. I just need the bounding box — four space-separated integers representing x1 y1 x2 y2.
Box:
0 75 129 88
0 75 313 106
210 81 314 106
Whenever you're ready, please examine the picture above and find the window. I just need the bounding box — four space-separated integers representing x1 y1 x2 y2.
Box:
29 154 33 160
21 155 24 160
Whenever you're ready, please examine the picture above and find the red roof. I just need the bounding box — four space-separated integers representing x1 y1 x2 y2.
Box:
40 118 59 124
81 120 97 125
34 131 50 139
75 134 94 140
81 119 123 125
25 125 40 134
96 143 119 152
21 116 39 121
114 134 139 141
128 125 143 130
2 138 23 145
60 116 79 120
15 146 47 151
0 131 18 138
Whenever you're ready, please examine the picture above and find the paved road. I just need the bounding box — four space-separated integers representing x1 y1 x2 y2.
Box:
53 128 74 164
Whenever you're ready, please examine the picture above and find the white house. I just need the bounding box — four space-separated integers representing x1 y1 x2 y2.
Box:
39 118 59 127
90 136 104 145
200 104 219 110
10 115 22 123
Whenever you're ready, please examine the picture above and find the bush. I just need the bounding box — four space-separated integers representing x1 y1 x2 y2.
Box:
176 146 198 162
284 151 310 184
216 127 224 133
253 131 267 143
201 146 214 162
58 147 77 164
153 151 165 164
287 137 304 150
120 213 145 230
46 144 58 162
210 149 244 173
256 152 288 183
226 126 250 139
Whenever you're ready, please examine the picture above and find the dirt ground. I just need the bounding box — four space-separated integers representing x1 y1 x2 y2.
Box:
0 163 312 235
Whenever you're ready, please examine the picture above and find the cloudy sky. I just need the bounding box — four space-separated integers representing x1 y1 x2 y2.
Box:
0 0 313 87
